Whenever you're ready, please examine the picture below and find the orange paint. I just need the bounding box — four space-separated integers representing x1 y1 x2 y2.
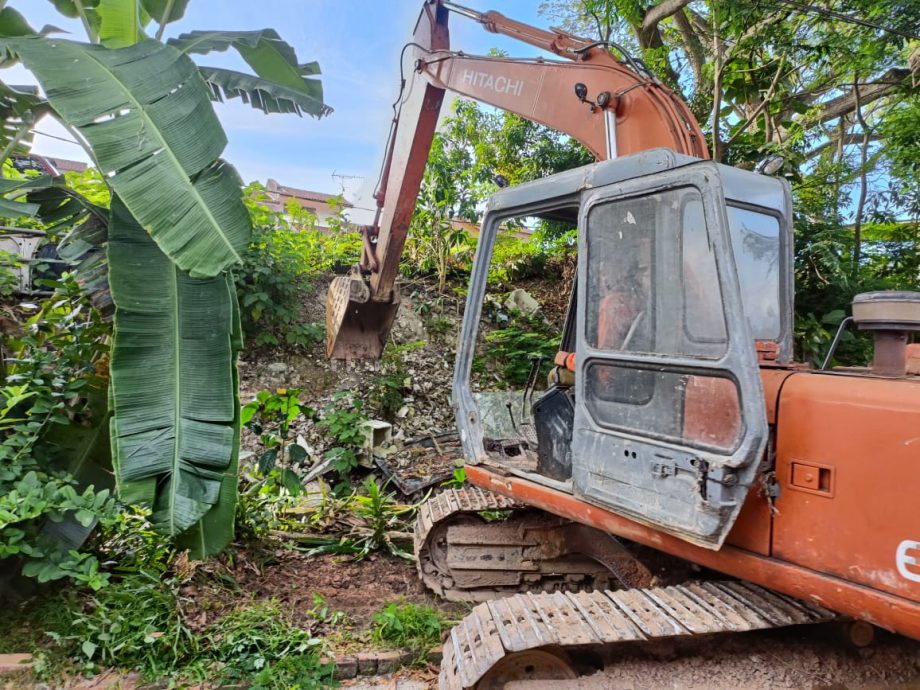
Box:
466 463 920 639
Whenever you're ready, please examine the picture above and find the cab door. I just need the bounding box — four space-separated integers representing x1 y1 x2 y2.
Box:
571 164 768 549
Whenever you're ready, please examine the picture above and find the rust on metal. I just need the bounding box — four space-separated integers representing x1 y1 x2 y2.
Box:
414 488 651 602
325 272 400 360
439 579 835 689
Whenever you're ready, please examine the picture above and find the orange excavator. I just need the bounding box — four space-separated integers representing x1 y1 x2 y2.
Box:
326 2 920 687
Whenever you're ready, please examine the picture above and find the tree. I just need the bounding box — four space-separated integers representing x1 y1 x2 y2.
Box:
0 0 331 557
538 0 918 361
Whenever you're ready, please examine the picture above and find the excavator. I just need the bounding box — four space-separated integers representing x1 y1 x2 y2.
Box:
325 1 920 687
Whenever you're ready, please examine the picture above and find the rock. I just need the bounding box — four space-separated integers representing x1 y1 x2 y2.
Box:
391 297 428 343
505 288 540 316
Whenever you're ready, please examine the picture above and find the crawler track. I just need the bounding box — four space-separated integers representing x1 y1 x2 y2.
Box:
439 579 838 689
414 488 635 602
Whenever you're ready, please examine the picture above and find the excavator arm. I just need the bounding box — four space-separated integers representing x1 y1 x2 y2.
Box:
325 0 707 359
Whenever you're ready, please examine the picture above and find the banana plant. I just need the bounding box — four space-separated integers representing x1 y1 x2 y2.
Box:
0 0 331 557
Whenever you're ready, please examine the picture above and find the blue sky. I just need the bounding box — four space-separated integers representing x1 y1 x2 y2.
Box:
10 0 548 221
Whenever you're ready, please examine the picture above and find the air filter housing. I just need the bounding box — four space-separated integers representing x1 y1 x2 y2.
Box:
851 291 920 377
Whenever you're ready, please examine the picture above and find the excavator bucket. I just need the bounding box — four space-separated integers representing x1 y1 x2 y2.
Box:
325 271 400 360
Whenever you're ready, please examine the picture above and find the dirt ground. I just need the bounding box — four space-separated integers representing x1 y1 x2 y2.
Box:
181 546 465 634
341 623 920 689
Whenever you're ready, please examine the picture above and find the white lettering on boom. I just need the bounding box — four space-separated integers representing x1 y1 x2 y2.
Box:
461 69 524 97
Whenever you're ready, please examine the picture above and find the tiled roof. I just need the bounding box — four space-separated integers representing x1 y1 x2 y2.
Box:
266 178 352 207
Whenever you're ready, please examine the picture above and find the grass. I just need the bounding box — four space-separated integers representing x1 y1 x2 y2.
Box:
371 600 449 663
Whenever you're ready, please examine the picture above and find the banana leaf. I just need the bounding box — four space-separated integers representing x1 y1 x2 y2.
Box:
169 30 331 117
108 197 238 538
4 36 252 278
176 274 241 558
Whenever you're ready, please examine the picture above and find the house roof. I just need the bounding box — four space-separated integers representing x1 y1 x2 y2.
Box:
265 178 352 208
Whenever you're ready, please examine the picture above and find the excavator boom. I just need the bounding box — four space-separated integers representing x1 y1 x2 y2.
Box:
325 0 707 359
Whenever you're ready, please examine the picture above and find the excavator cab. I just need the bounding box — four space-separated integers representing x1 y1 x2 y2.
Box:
454 149 794 550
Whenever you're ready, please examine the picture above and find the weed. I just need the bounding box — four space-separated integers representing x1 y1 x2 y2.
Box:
442 466 467 488
242 388 314 489
318 392 368 487
306 592 349 629
318 392 367 448
427 317 453 337
236 470 299 540
350 478 414 560
371 600 447 663
483 311 561 386
48 572 196 678
237 184 359 350
194 601 335 690
368 341 425 421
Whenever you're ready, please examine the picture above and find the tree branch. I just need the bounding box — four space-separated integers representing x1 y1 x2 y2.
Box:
807 68 909 126
851 75 871 273
642 0 694 34
805 132 882 159
723 55 787 149
673 8 706 87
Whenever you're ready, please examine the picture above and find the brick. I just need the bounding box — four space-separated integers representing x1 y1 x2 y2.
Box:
374 650 410 674
333 655 358 679
427 645 443 665
0 654 33 680
355 652 379 675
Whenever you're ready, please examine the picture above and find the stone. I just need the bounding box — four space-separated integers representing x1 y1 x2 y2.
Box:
427 645 444 664
391 297 428 344
504 288 540 316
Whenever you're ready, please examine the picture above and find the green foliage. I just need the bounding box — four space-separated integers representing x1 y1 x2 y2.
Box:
350 478 414 560
0 248 21 297
442 466 467 488
242 388 314 481
193 601 335 690
483 310 562 387
369 340 425 421
40 577 334 687
235 470 298 540
235 183 356 348
0 275 116 589
1 0 332 560
318 392 366 444
49 572 196 677
107 198 242 556
371 600 446 662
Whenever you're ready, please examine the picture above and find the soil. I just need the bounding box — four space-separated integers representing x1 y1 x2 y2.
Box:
525 625 920 689
180 545 465 634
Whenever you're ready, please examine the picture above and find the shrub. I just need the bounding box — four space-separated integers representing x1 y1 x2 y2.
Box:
483 311 561 387
235 183 361 349
1 275 117 589
197 601 335 690
371 600 447 663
